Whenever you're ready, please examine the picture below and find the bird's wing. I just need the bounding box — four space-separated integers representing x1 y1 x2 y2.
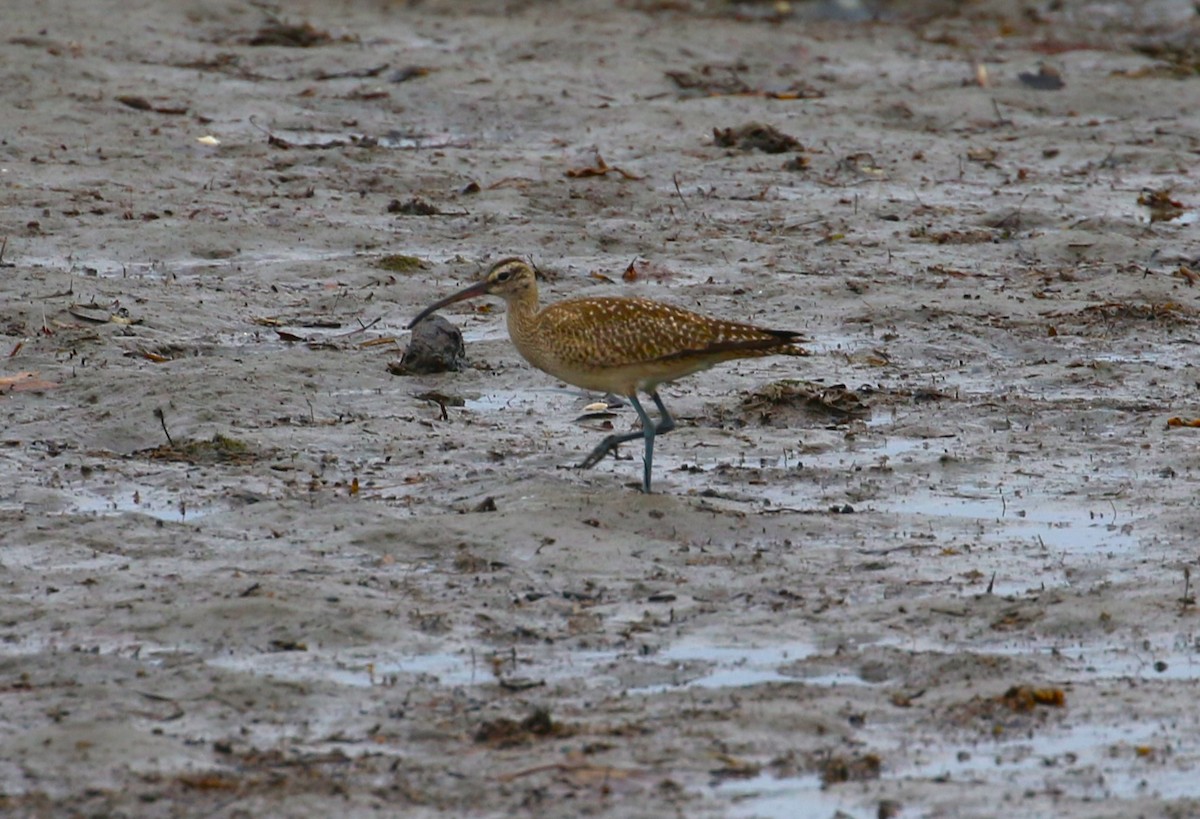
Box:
539 298 804 369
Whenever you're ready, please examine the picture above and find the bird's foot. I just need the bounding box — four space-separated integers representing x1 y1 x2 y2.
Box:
578 435 624 470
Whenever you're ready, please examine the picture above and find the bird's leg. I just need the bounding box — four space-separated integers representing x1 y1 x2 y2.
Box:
630 394 658 493
647 390 676 436
578 422 644 470
638 391 676 493
578 391 677 492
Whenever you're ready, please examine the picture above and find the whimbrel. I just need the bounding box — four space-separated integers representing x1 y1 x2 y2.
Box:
408 258 808 492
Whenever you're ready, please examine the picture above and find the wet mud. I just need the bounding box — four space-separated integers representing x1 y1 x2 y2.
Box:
3 1 1200 816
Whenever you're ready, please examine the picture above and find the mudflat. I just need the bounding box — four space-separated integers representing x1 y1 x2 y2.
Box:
3 1 1200 816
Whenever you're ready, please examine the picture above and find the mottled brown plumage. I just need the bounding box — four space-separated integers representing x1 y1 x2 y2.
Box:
408 258 808 492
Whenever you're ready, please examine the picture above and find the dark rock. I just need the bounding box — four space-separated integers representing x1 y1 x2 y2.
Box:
391 315 465 375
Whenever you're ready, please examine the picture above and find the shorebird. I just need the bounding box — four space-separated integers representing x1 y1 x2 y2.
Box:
408 258 808 492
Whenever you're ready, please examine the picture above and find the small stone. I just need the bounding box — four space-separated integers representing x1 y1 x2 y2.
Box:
391 315 465 375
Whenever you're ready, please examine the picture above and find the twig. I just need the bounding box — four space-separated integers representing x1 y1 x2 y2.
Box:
496 762 629 783
248 115 292 149
154 407 174 446
335 316 382 338
991 98 1012 126
672 173 690 212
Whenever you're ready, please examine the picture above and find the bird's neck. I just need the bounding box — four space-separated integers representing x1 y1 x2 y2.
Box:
504 286 541 332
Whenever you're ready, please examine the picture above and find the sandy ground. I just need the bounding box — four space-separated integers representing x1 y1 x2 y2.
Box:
3 0 1200 816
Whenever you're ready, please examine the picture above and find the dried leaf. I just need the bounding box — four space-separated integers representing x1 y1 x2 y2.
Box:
116 95 152 110
387 198 442 216
666 67 822 99
68 304 113 323
248 20 334 48
565 154 643 180
1138 188 1186 223
389 65 431 83
125 350 171 363
357 337 396 349
713 123 801 154
0 371 58 393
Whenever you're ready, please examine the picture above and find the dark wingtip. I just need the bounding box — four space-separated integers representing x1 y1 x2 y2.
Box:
772 329 809 344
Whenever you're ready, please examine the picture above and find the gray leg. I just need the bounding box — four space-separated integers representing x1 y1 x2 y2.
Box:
648 390 676 436
578 390 676 493
579 423 645 471
630 394 657 493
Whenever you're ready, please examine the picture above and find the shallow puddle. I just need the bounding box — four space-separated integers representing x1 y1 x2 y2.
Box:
719 772 847 819
881 630 1200 684
628 639 865 694
206 635 876 698
718 717 1194 818
871 486 1143 563
68 486 216 522
208 646 626 690
896 719 1196 801
19 248 358 281
463 387 603 415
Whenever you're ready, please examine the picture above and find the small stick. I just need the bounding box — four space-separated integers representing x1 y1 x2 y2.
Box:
335 316 381 338
991 98 1011 126
672 172 690 212
154 407 174 446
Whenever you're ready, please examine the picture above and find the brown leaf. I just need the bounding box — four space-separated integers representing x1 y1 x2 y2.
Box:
564 154 643 180
1138 188 1186 223
713 123 801 154
116 95 152 110
0 371 58 393
248 20 334 48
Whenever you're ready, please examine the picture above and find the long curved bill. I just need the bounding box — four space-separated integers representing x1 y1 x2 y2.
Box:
407 279 490 329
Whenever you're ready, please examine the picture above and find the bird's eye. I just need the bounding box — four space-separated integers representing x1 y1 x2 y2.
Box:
496 270 511 282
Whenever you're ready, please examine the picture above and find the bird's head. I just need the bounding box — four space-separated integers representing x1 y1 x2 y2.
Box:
408 258 537 329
